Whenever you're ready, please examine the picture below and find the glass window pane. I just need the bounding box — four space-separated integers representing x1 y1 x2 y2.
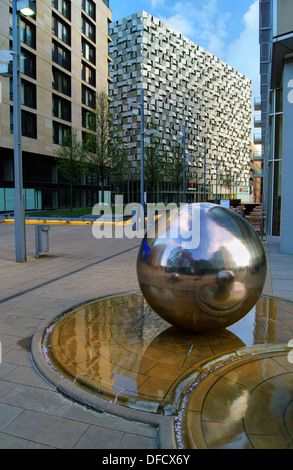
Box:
272 160 282 236
275 114 283 159
269 115 274 158
276 88 283 113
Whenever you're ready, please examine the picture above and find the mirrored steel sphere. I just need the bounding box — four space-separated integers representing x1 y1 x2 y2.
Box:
136 203 267 332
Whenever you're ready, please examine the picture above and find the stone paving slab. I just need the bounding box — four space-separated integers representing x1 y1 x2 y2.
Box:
0 223 161 449
0 222 292 449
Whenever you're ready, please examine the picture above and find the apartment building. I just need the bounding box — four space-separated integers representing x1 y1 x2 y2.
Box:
109 11 252 204
0 0 111 211
259 0 293 253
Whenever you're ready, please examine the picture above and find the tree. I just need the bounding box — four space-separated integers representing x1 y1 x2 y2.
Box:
54 128 86 211
222 171 233 196
84 91 112 204
144 119 168 203
168 140 192 205
108 123 131 200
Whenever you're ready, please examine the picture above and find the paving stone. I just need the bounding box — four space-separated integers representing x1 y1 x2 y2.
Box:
2 410 89 449
0 225 291 449
0 433 53 449
73 424 124 449
0 403 24 431
0 384 72 416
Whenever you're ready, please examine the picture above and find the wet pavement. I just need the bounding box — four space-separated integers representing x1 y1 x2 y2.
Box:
0 221 292 449
41 292 293 449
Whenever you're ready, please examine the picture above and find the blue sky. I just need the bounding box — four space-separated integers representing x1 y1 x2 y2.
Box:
109 0 260 100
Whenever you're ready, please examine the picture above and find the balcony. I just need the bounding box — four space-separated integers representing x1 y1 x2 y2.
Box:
0 63 12 77
253 133 262 144
254 115 262 128
252 169 264 178
254 97 261 111
253 151 263 161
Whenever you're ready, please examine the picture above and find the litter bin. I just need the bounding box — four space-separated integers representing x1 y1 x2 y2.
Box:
35 224 50 257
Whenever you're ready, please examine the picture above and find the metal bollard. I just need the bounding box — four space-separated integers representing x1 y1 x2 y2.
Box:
35 224 50 258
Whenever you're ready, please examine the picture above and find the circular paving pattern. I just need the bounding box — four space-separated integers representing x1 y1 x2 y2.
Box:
39 291 293 448
176 348 293 449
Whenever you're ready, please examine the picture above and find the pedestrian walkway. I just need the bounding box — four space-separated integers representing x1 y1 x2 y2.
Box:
0 221 292 448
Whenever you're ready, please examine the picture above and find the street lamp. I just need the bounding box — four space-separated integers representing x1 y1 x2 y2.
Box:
17 0 36 16
176 124 186 204
212 156 219 204
182 124 186 203
127 88 145 218
234 171 239 200
12 0 36 262
127 89 158 227
195 135 207 202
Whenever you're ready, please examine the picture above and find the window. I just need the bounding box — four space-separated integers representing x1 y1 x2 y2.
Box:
21 79 36 108
82 84 95 108
53 121 71 144
82 107 95 130
81 61 95 86
22 110 37 138
81 0 96 20
10 107 37 138
81 38 95 64
52 13 71 45
81 14 95 42
52 94 71 121
52 40 71 70
52 67 71 96
20 17 36 48
52 0 71 20
20 47 36 78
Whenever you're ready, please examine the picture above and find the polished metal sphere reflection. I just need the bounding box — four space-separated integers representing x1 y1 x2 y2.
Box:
136 203 267 332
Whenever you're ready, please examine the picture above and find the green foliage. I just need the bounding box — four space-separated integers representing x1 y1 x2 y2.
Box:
222 172 233 189
54 128 86 210
167 140 193 204
144 119 168 202
83 91 112 189
109 123 131 193
83 90 131 202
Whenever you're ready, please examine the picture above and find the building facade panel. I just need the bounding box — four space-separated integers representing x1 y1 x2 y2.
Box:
0 0 111 211
109 11 252 203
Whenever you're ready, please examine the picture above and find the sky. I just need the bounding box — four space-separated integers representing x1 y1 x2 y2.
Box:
108 0 260 102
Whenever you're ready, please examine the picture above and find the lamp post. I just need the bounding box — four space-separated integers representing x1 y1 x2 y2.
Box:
234 171 239 200
127 89 158 228
12 0 36 262
213 156 218 204
203 141 207 202
140 88 144 212
127 88 145 219
182 124 186 204
197 138 207 202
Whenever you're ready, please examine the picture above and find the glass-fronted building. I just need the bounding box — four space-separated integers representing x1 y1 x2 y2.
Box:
259 0 293 253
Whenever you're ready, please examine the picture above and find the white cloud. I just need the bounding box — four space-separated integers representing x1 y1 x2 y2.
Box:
150 0 165 8
225 1 260 96
156 0 231 58
158 13 196 38
151 0 260 101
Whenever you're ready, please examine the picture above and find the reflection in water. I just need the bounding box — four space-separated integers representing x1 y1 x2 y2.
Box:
42 291 293 449
224 390 249 424
44 292 293 415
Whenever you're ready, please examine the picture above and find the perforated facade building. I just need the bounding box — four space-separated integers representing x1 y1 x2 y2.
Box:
109 11 252 202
